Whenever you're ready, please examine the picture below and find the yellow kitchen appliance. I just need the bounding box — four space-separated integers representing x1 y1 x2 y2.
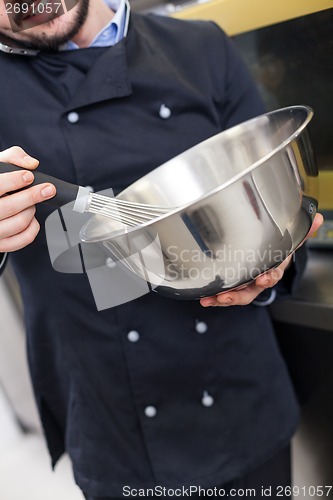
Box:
169 0 332 37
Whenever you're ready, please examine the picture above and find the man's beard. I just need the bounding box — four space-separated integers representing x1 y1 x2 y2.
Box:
9 0 90 51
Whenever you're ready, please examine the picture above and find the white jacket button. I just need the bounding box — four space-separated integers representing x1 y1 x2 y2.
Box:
127 330 140 342
144 406 157 418
67 111 79 123
195 321 208 334
202 391 214 407
106 257 116 269
159 104 171 119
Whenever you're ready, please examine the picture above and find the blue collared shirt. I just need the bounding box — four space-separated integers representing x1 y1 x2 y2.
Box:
62 0 130 50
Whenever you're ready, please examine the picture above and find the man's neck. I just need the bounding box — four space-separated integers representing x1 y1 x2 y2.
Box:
71 0 115 48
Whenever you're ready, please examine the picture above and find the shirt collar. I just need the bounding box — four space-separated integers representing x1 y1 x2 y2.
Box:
61 0 130 51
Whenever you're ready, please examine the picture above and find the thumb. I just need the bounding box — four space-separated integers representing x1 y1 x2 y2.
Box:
0 146 39 170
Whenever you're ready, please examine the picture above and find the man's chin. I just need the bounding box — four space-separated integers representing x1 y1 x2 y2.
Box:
9 18 72 50
19 11 64 33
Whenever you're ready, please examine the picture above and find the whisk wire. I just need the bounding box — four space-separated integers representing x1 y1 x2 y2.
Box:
87 193 171 227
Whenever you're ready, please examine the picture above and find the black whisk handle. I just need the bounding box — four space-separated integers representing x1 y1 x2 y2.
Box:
0 162 80 207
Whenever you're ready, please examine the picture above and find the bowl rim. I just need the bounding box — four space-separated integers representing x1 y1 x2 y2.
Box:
80 104 313 243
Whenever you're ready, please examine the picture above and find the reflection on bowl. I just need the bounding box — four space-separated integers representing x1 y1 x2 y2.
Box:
81 106 318 299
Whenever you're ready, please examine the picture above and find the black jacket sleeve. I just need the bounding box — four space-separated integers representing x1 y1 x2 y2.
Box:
206 22 266 128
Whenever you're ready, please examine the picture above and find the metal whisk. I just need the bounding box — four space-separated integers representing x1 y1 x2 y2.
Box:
86 192 171 227
0 162 172 228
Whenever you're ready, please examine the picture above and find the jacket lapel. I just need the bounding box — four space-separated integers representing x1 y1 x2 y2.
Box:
65 40 132 111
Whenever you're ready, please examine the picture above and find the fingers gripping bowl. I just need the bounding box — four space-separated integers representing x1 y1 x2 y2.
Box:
81 106 318 299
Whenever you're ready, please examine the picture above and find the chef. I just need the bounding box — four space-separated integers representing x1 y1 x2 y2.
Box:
0 0 322 497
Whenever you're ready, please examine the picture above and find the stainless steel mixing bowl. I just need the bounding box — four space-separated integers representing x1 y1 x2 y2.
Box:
81 105 318 299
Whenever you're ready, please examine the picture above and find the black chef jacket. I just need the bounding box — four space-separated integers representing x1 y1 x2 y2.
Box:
0 13 301 497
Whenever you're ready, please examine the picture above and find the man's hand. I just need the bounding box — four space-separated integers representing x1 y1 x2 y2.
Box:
0 146 56 252
200 213 324 308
